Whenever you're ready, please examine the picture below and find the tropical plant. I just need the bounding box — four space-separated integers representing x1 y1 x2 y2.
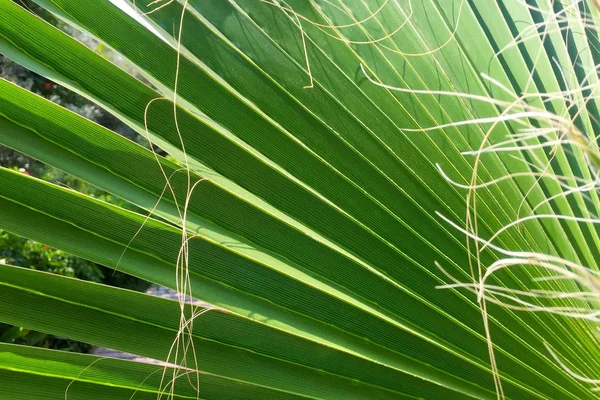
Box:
0 0 599 398
1 34 151 352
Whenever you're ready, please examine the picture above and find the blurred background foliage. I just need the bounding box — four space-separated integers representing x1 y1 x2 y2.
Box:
0 0 152 352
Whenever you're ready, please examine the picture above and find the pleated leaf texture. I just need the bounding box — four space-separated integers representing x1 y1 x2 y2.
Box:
0 0 600 399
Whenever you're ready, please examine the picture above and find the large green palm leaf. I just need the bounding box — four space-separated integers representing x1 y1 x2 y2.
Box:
0 0 599 398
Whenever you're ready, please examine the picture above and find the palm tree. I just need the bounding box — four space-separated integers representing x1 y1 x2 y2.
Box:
0 0 599 398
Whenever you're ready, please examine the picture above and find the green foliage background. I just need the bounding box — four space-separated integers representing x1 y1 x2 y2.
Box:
0 0 599 399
